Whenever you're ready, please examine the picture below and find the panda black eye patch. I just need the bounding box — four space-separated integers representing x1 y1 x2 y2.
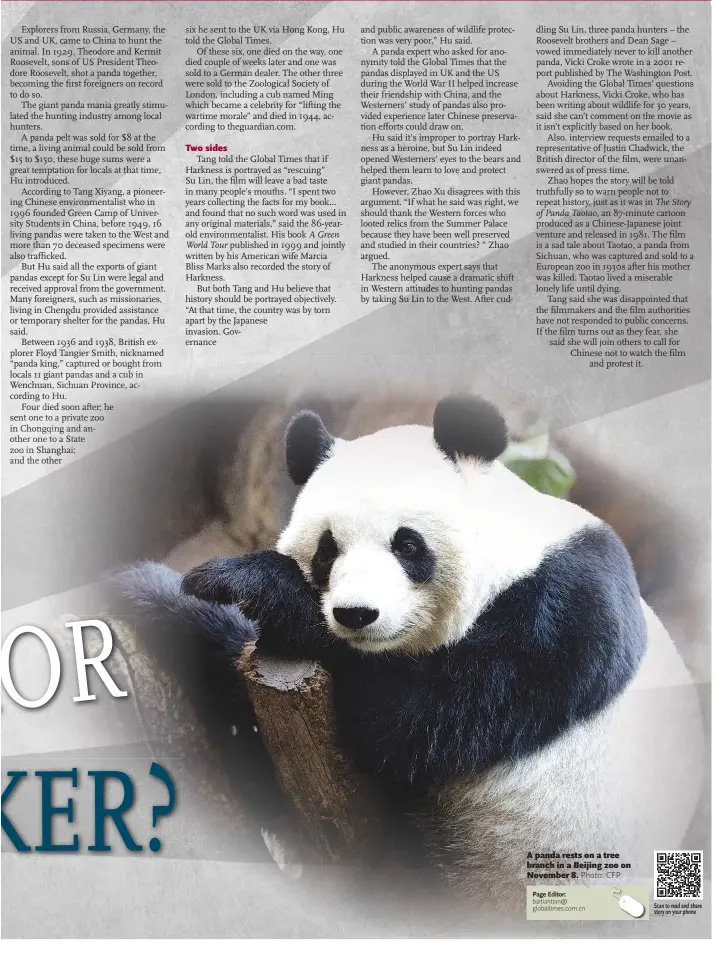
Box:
311 529 339 586
391 527 436 583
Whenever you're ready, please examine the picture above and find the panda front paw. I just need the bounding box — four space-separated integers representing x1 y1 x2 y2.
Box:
181 556 242 605
182 551 296 612
181 551 331 660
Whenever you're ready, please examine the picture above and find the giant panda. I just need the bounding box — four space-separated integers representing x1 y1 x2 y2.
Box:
125 394 705 906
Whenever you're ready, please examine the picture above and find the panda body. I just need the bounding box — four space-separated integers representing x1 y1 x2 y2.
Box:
177 396 704 903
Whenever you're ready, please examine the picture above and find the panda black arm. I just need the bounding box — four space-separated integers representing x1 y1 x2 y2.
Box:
334 524 647 791
181 550 340 662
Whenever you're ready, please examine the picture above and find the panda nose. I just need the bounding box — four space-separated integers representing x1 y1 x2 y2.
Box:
333 606 379 630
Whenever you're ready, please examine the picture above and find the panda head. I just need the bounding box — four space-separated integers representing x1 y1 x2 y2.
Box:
278 395 578 654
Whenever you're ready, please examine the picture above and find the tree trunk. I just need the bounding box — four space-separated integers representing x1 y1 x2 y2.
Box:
242 648 390 864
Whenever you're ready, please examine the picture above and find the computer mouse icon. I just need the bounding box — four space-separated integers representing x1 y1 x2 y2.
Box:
618 894 645 918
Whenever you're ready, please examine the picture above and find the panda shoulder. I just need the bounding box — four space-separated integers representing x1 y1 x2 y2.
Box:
530 519 648 668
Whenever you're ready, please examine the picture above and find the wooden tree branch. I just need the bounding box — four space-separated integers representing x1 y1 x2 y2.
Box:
102 605 400 866
242 648 390 864
102 617 264 861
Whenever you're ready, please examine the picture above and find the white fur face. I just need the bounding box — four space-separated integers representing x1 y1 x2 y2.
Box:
278 422 595 654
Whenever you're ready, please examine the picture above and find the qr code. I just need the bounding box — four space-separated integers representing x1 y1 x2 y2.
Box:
654 851 704 899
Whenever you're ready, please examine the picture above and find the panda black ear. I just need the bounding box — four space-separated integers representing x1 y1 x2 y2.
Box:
433 395 508 462
285 410 334 485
